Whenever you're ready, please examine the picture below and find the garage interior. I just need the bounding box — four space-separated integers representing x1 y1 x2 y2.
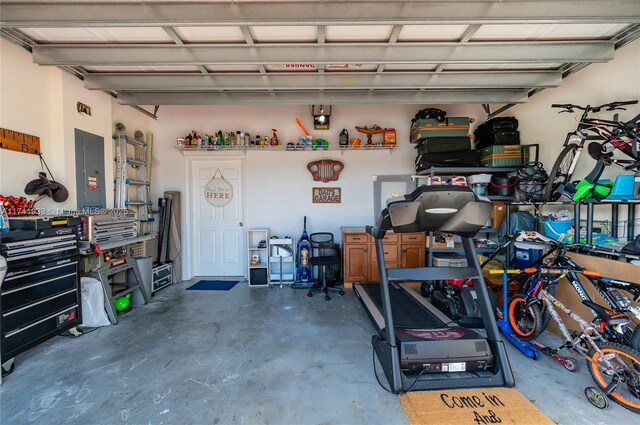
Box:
1 1 640 424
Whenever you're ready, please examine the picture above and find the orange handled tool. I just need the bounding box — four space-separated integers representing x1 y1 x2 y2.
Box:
296 118 310 136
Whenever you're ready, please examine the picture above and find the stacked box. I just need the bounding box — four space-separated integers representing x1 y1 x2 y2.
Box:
480 145 529 167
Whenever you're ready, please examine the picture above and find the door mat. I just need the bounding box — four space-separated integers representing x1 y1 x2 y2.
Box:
186 280 239 291
400 388 554 425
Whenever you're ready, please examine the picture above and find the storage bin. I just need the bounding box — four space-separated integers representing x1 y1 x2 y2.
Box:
514 242 544 269
433 253 469 267
480 145 529 167
249 268 268 286
541 220 572 240
607 175 636 200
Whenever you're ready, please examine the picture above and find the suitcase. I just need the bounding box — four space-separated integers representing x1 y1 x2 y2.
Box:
415 149 480 172
479 145 529 167
411 117 472 144
416 136 471 154
475 117 519 149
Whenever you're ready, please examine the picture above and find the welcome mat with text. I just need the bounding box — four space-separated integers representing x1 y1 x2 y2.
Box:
400 388 554 425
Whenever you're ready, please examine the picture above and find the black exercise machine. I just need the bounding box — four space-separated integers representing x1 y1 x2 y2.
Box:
354 185 515 393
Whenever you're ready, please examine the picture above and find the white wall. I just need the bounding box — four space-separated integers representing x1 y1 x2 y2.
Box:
497 40 640 181
0 39 152 211
151 103 485 278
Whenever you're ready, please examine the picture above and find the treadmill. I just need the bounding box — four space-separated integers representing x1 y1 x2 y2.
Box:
354 185 514 393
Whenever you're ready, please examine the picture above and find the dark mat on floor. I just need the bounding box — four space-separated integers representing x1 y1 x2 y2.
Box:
186 280 240 291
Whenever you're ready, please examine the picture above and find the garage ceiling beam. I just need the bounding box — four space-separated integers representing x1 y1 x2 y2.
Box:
116 90 529 105
33 42 614 66
84 71 562 91
2 1 639 27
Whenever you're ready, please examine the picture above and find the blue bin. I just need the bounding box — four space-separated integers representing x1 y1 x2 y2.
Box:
514 242 544 269
607 175 635 200
541 220 572 240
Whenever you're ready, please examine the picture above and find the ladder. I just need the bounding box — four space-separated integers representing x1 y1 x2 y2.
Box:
114 124 154 233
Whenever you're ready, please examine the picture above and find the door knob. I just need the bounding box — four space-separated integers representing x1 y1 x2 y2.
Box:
239 222 243 227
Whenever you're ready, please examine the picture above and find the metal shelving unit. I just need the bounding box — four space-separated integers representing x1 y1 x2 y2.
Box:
268 237 296 288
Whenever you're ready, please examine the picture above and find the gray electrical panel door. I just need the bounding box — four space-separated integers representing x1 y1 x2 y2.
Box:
75 128 106 209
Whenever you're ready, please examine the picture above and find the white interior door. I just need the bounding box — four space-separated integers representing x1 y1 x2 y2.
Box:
192 160 244 277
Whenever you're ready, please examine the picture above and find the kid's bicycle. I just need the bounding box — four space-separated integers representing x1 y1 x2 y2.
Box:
507 267 640 412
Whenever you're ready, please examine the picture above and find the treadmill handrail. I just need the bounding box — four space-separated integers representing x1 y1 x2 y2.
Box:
387 267 479 281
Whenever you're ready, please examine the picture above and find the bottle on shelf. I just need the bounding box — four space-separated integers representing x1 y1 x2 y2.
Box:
0 205 10 232
236 131 243 146
339 129 349 147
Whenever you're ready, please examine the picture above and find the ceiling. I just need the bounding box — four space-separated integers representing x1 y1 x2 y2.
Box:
1 1 639 118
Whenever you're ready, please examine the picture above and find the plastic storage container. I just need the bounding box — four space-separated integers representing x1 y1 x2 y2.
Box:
541 220 572 240
514 242 544 269
433 253 469 267
607 175 636 200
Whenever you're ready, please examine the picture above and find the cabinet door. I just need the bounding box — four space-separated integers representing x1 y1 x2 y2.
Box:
369 261 398 283
401 244 425 268
344 244 369 283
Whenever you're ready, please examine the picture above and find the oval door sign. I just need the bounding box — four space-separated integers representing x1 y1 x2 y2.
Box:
204 170 234 207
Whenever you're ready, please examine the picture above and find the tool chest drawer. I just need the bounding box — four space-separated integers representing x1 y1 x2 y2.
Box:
2 260 77 293
2 272 77 312
3 305 79 359
2 289 78 331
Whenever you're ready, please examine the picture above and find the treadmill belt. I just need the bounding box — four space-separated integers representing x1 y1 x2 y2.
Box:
361 284 448 330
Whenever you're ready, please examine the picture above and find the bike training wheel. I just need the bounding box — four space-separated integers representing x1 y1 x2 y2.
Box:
544 143 579 202
587 342 640 414
507 294 542 340
585 387 609 409
563 357 579 372
519 276 556 335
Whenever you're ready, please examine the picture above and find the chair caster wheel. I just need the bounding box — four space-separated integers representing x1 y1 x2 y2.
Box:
325 295 331 301
307 292 313 297
339 290 345 296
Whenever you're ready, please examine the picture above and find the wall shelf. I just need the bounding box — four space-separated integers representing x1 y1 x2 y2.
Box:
175 145 396 154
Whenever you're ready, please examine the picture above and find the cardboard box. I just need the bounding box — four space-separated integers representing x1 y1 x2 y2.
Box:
426 233 455 248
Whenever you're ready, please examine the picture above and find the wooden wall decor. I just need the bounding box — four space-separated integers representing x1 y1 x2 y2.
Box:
312 187 341 204
0 128 41 155
307 159 344 182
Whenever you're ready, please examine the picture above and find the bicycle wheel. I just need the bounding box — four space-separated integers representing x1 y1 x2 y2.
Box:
519 276 556 334
587 342 640 414
507 294 542 340
544 143 579 201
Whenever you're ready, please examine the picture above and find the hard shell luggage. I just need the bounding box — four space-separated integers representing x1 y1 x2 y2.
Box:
411 117 472 144
415 149 480 172
415 136 471 154
475 117 520 149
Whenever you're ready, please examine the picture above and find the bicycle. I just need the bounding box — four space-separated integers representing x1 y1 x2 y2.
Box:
511 234 640 351
544 100 639 201
507 266 640 412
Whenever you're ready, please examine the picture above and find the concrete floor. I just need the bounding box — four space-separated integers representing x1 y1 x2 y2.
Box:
0 281 637 425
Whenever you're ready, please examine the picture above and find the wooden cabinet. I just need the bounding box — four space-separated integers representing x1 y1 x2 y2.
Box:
342 229 425 288
344 244 369 283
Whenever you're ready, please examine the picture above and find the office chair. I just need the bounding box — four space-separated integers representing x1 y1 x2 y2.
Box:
307 232 344 301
